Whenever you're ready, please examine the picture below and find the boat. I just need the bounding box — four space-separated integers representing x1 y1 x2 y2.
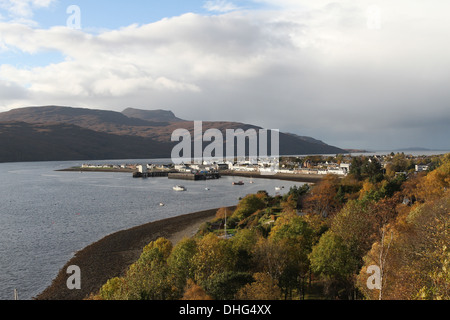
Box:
173 185 187 191
275 187 282 191
232 181 244 186
159 203 165 206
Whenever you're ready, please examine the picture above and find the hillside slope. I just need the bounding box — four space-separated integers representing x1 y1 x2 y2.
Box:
0 106 346 162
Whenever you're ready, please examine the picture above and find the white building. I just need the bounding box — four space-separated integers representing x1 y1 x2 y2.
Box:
175 164 192 172
137 165 147 173
415 164 430 172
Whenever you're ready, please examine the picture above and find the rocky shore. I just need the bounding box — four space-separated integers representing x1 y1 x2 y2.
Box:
36 207 235 300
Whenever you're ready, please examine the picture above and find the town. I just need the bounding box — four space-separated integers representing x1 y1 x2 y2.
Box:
76 152 437 179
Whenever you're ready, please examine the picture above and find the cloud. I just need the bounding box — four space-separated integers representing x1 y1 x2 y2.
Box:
203 0 239 13
0 0 56 25
1 2 450 149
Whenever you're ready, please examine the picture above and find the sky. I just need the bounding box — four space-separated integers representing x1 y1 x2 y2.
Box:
0 0 449 150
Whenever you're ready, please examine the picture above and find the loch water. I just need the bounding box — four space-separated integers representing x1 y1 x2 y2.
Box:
0 160 303 300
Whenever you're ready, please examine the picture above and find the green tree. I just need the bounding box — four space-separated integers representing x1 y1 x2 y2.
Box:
203 271 254 300
232 194 267 221
269 216 315 299
124 238 175 300
230 229 259 272
310 231 359 299
167 237 198 297
98 277 128 300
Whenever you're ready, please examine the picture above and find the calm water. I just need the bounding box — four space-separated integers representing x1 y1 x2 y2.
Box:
0 160 303 300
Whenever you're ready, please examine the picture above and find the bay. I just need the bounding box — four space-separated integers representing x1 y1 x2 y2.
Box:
0 159 303 300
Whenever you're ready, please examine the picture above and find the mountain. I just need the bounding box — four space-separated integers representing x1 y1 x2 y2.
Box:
122 108 183 122
0 121 172 163
395 147 433 152
0 106 346 162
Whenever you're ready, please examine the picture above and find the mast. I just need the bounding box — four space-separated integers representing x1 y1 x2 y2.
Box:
224 209 227 238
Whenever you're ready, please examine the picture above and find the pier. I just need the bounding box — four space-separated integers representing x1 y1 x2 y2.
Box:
133 171 221 181
132 171 174 178
168 172 221 181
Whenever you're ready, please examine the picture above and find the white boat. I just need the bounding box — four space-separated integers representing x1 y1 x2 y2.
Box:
275 187 282 191
173 185 187 192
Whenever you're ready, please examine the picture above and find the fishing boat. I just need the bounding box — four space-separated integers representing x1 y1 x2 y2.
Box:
173 185 187 191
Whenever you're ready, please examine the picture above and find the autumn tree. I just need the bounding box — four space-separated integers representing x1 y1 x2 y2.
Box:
192 233 237 283
125 238 175 300
182 279 212 300
416 153 450 202
252 237 289 283
358 193 450 300
235 273 282 300
303 175 341 217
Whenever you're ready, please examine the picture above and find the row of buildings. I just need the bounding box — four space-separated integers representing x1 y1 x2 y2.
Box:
168 159 353 176
82 154 432 177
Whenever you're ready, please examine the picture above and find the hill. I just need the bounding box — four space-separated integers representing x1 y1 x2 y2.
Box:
0 106 346 162
0 121 171 163
122 108 183 122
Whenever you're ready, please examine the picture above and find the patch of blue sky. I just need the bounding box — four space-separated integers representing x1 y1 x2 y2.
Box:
0 50 66 69
30 0 271 31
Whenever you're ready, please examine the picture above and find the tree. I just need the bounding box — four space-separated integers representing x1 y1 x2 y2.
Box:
358 192 450 300
350 156 384 182
252 237 289 282
97 277 128 300
269 216 315 299
282 184 311 210
167 237 198 297
303 175 340 217
192 233 236 283
236 273 282 300
182 279 212 300
203 272 254 300
125 238 175 300
309 231 359 299
232 194 267 221
416 154 450 202
230 229 259 272
331 200 377 264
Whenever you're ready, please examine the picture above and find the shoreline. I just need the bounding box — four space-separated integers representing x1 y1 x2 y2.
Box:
36 207 235 301
220 171 324 184
58 167 324 184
